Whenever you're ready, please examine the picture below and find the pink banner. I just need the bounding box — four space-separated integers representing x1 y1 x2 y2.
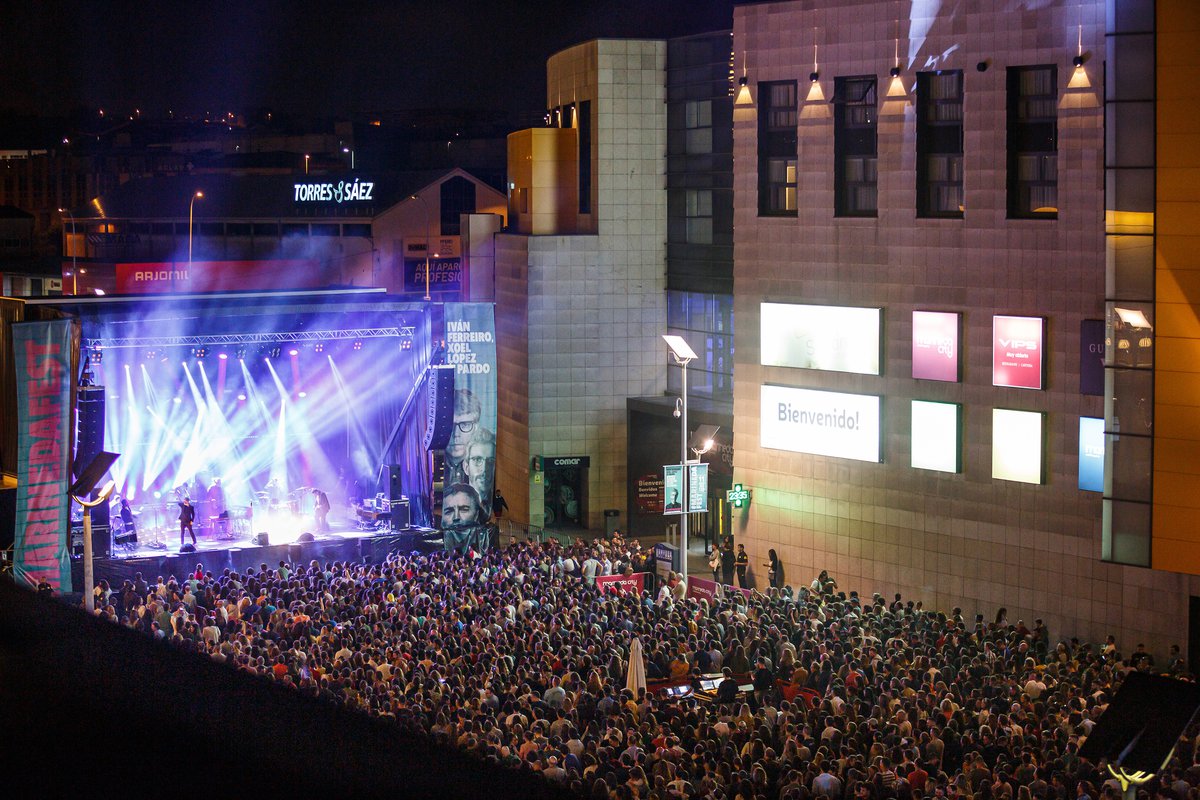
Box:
596 573 646 596
686 576 752 602
912 310 960 382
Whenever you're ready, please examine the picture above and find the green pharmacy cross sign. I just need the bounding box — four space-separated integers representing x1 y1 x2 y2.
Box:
726 483 751 508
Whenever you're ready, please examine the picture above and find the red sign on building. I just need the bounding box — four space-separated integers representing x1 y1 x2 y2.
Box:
116 260 323 294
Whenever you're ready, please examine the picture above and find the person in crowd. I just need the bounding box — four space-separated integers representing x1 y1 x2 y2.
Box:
720 537 735 585
764 548 783 590
93 533 1192 800
735 543 749 587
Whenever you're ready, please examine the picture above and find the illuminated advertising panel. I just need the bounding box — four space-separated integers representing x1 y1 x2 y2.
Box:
992 315 1044 389
760 303 881 375
912 311 960 382
992 409 1044 484
760 384 881 462
1078 416 1105 492
910 400 961 473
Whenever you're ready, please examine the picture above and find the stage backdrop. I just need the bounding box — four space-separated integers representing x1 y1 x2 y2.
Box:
13 320 74 591
440 303 497 551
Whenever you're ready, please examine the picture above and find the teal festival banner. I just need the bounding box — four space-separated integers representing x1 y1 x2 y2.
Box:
440 303 497 552
13 319 74 591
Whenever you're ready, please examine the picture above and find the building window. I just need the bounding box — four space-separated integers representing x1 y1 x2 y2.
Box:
578 100 592 215
439 176 475 236
834 77 878 217
758 81 798 216
685 100 713 154
917 70 964 218
666 291 734 401
1007 65 1058 218
685 190 713 244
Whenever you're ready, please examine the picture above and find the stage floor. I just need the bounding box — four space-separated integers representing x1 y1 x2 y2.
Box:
79 518 444 588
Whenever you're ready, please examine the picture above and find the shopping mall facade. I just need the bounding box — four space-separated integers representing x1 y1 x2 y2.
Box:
495 0 1200 657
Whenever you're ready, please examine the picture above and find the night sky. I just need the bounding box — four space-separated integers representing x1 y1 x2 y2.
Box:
2 1 735 119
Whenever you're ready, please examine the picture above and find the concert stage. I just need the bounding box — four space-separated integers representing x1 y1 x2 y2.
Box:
77 518 444 589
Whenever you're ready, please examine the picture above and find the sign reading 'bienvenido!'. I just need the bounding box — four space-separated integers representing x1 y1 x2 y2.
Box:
293 178 375 203
760 384 881 463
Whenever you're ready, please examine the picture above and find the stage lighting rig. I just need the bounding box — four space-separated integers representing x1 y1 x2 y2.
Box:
90 345 103 364
235 347 247 361
352 340 363 351
314 342 325 354
192 347 208 359
268 346 281 359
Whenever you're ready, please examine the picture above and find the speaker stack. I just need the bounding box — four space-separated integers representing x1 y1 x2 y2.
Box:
75 386 109 533
421 364 456 451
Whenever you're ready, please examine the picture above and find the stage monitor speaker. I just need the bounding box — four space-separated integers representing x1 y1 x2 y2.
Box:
253 533 270 546
296 532 315 543
180 543 196 554
390 499 410 529
91 527 111 559
421 364 457 451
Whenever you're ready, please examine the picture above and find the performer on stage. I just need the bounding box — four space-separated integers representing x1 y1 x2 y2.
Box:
312 488 331 532
208 478 226 517
178 497 197 548
119 498 137 537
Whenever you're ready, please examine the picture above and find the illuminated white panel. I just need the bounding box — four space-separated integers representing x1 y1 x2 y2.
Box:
910 400 960 473
760 302 881 375
992 409 1044 484
760 384 881 462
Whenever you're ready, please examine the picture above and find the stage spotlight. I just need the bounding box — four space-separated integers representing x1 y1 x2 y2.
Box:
237 393 246 400
288 348 299 356
173 397 182 404
218 352 228 360
145 349 158 360
352 340 363 351
298 391 308 398
90 346 103 364
314 342 324 353
235 347 246 360
269 346 281 359
192 347 208 359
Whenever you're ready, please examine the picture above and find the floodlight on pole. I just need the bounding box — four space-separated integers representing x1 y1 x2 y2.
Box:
71 478 115 613
411 193 433 301
663 334 697 584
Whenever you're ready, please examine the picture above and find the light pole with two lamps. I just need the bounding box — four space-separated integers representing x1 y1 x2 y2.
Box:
663 334 708 584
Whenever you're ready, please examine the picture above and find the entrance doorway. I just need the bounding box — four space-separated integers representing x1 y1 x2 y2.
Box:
543 456 589 529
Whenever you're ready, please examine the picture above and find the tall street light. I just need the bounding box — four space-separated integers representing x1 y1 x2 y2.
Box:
410 193 433 301
342 146 355 169
58 208 77 294
187 190 204 293
663 334 698 584
304 153 310 174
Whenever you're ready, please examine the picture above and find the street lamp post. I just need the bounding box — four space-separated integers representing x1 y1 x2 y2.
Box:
342 146 355 169
72 480 114 613
663 334 698 584
186 191 204 294
58 208 77 294
410 193 433 301
304 153 310 174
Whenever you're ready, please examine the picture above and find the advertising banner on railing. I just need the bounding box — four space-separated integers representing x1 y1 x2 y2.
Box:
597 572 647 596
13 319 74 591
440 303 497 553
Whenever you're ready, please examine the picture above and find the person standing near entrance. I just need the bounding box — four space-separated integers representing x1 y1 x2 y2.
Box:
765 548 784 590
178 497 196 549
708 547 721 584
735 543 749 588
720 538 735 586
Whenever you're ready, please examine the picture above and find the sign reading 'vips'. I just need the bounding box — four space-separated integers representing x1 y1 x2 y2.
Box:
993 315 1045 390
760 303 882 375
760 384 882 463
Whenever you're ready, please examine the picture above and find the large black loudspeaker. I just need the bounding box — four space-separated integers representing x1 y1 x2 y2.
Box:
75 387 109 529
390 500 410 529
421 364 457 451
388 464 403 502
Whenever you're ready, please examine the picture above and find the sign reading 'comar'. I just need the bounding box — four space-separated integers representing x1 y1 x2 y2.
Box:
293 178 375 204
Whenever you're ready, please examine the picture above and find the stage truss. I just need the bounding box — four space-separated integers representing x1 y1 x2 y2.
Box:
85 327 416 350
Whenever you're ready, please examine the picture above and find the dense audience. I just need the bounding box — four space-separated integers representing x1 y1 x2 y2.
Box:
90 533 1197 800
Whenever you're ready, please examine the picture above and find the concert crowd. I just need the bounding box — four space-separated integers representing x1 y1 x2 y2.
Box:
91 534 1197 800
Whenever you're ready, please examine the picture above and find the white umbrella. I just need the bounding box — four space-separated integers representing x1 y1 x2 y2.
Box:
626 636 647 696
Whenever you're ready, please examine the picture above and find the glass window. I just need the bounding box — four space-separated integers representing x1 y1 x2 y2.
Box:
917 71 964 218
758 82 798 216
685 189 713 244
1007 66 1058 218
685 100 713 154
665 291 735 402
252 222 279 237
834 77 878 217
